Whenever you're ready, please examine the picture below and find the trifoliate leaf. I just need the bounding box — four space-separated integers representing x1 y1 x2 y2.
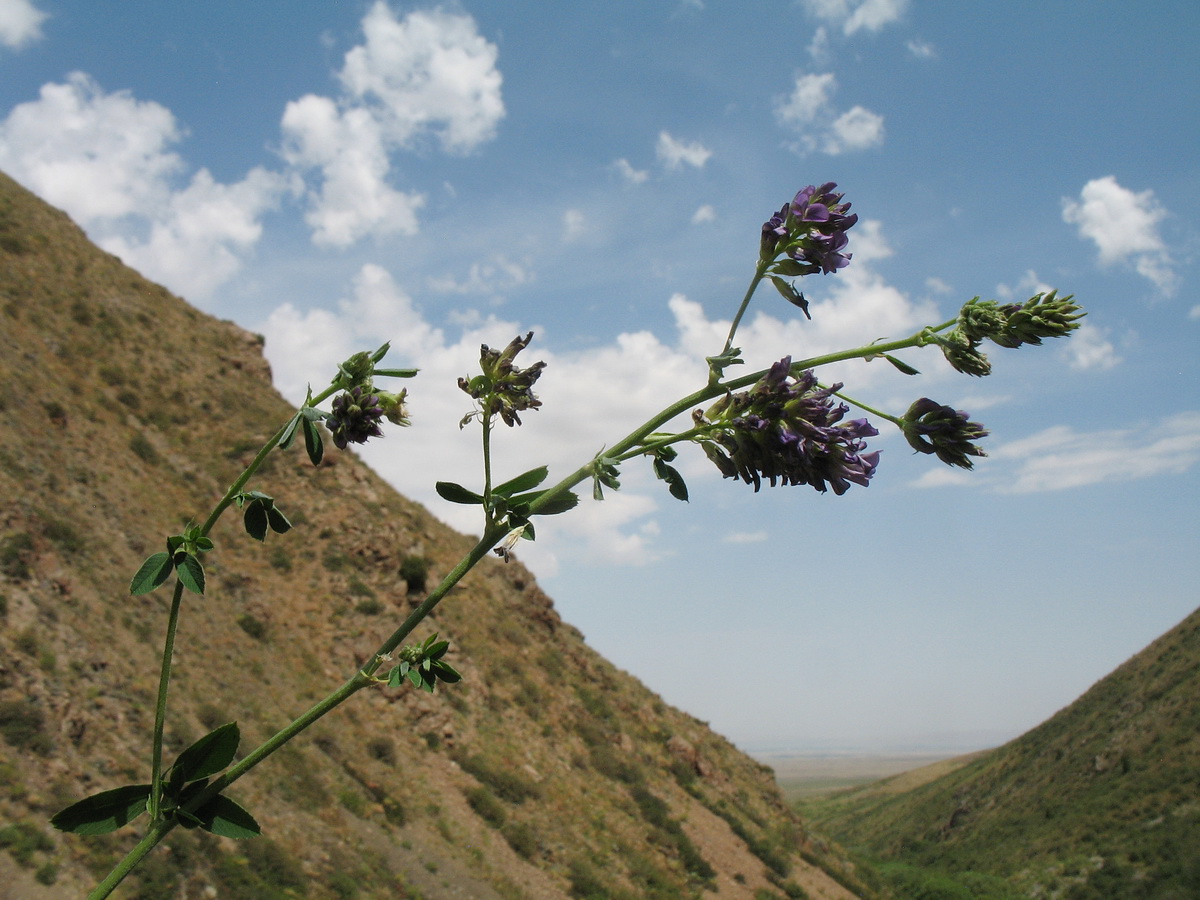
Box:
130 552 174 595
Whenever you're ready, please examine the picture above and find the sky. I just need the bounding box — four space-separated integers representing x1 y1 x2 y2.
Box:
2 0 1197 753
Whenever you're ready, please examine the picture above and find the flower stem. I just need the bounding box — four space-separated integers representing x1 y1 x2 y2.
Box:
718 261 769 360
147 580 185 821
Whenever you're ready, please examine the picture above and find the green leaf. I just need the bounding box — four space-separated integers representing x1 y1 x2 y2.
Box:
652 459 689 502
513 489 579 516
175 554 205 595
493 466 549 497
130 552 174 595
168 722 240 788
435 481 485 505
266 506 292 535
302 416 324 466
769 276 810 317
195 794 261 839
243 501 269 542
884 354 920 375
278 411 303 450
50 784 151 835
431 660 462 683
372 367 419 379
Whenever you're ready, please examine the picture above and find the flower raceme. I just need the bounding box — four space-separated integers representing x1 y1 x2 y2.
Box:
760 182 858 276
327 386 386 449
695 358 880 495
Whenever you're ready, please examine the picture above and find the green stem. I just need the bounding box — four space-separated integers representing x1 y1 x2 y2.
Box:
147 386 342 825
147 581 185 821
718 261 769 362
481 414 495 527
831 388 902 427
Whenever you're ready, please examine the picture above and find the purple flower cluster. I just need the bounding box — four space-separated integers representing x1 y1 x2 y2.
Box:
760 182 858 276
696 358 880 494
901 398 988 469
327 386 386 449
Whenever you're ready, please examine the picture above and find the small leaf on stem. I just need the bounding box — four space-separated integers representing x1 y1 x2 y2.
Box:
50 784 151 835
130 552 174 595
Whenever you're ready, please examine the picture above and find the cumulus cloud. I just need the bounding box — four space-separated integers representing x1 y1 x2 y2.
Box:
774 72 884 155
992 412 1200 493
0 72 285 300
691 204 716 224
1062 175 1177 294
800 0 908 35
656 131 712 170
259 219 937 574
0 0 46 49
283 3 504 247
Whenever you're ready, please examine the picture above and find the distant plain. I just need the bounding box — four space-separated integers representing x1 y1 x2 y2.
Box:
757 751 990 803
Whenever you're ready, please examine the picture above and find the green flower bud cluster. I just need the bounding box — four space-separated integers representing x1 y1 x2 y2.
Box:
936 291 1084 376
458 332 546 427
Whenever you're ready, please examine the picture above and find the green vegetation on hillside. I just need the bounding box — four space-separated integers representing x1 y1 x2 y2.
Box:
803 608 1200 898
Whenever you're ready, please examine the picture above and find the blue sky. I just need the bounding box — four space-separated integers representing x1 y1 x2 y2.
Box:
2 0 1197 752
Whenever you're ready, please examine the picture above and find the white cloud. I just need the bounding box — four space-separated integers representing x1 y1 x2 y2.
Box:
259 224 934 574
101 167 285 299
562 208 586 242
613 158 649 184
0 72 182 220
656 131 712 170
906 38 936 59
427 254 532 297
775 73 836 127
1062 175 1177 295
0 0 46 49
339 4 504 153
691 204 716 224
0 72 285 299
281 95 424 247
824 105 884 153
1064 322 1121 371
991 413 1200 493
774 72 884 155
284 3 503 246
800 0 908 35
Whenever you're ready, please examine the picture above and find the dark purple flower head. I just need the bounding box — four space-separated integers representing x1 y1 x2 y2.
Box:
696 357 880 495
458 332 546 427
328 386 386 450
901 398 989 469
760 182 858 277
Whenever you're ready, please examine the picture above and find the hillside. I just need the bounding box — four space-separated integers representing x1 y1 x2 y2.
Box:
0 170 876 900
803 607 1200 899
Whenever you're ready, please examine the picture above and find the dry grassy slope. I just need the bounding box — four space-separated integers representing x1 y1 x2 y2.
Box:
805 607 1200 896
0 171 875 900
